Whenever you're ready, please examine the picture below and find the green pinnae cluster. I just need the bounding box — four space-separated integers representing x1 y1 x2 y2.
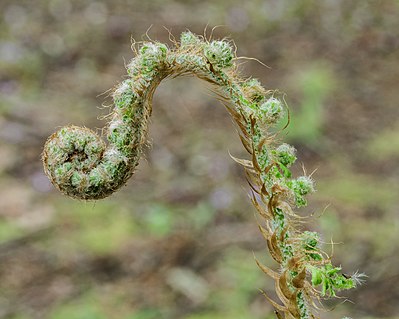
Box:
180 31 202 47
107 119 135 154
257 97 285 124
113 80 136 110
87 148 127 188
49 126 104 170
300 231 320 251
310 264 356 297
175 32 208 68
203 40 233 69
43 126 107 198
257 147 270 171
275 143 297 167
241 78 266 103
138 42 168 74
287 176 315 207
140 42 168 58
299 231 322 261
127 42 168 79
113 80 143 125
296 292 309 319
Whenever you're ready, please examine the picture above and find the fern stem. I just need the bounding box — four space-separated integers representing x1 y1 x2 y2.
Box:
42 31 360 318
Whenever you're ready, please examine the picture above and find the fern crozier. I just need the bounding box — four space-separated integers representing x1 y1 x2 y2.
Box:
42 31 361 319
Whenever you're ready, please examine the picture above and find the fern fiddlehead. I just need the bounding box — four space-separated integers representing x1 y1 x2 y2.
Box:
42 32 362 318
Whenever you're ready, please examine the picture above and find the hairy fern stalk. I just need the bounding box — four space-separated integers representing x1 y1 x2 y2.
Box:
42 31 363 319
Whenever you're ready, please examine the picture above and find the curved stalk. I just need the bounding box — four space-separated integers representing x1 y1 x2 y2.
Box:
42 32 362 318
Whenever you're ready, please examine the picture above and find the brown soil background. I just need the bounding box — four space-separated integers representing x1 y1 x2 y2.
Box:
0 1 398 318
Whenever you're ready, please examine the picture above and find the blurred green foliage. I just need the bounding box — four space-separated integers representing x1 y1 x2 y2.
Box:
144 204 176 237
47 201 138 255
367 122 399 159
49 289 139 319
287 63 335 145
318 170 398 210
0 220 23 243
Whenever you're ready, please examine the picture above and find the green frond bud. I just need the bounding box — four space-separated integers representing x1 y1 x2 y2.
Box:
180 31 202 47
42 124 137 200
311 268 323 286
138 42 168 74
71 171 87 189
241 78 266 103
113 80 137 110
204 40 233 69
54 162 73 183
242 78 261 88
301 231 320 250
258 97 284 124
296 292 309 319
107 120 134 154
127 58 140 77
300 231 322 260
139 42 168 59
309 263 357 297
295 176 315 195
275 143 297 167
287 176 315 207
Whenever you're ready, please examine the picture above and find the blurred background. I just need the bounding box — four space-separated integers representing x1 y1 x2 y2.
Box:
0 0 398 318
